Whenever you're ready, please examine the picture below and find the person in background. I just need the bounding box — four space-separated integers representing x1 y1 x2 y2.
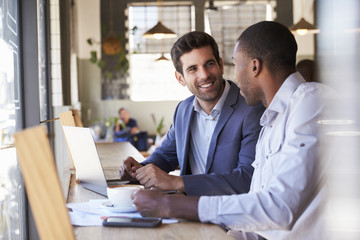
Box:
296 59 317 82
113 108 139 142
119 31 265 196
132 21 333 239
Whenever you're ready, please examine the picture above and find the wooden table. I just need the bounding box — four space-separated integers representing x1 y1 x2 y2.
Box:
65 142 227 239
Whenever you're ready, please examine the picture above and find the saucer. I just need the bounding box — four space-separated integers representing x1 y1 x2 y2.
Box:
100 200 137 213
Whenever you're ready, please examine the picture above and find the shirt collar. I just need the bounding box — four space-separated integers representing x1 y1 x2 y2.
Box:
193 80 230 118
260 72 305 126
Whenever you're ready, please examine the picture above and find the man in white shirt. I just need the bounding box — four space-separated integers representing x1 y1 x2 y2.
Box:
132 21 332 239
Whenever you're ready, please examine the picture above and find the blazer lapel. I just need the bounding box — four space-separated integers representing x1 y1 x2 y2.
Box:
205 81 239 173
180 99 195 175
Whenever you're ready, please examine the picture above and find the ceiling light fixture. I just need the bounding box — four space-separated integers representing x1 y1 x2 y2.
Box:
143 0 177 40
206 0 218 11
289 17 320 35
143 21 177 39
103 0 122 55
289 0 319 35
155 53 170 62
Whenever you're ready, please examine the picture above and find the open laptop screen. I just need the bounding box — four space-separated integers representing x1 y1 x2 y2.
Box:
62 126 109 196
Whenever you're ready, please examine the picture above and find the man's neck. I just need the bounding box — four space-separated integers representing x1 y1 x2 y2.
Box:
263 71 294 108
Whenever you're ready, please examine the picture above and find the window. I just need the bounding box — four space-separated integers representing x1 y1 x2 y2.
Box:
50 0 63 106
0 0 25 238
205 1 274 81
205 1 273 65
130 53 191 101
128 4 193 101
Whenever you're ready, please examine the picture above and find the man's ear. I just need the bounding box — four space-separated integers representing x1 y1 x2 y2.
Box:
218 57 224 75
175 71 186 86
251 58 261 77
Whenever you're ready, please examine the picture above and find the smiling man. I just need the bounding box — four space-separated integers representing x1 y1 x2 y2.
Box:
119 31 264 196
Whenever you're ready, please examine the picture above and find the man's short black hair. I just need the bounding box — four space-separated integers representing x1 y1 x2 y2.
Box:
237 21 297 74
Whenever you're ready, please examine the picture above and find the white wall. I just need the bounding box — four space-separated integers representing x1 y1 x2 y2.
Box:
76 0 101 59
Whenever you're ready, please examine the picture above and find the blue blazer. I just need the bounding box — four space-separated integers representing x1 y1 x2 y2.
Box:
143 80 265 196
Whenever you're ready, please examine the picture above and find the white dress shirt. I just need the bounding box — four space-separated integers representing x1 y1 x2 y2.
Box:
189 80 230 174
198 72 332 239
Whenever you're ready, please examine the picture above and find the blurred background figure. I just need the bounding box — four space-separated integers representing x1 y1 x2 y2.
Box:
296 59 317 82
113 108 139 142
115 108 139 135
114 108 148 152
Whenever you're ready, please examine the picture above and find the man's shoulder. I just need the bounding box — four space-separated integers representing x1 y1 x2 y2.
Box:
178 95 195 107
129 118 138 126
293 82 334 100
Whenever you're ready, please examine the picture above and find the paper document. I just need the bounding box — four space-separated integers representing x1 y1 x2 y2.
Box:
67 199 178 226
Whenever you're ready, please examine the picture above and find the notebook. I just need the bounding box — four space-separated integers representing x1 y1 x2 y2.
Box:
62 126 128 196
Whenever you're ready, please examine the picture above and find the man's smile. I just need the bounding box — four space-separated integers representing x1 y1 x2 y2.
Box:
199 82 214 88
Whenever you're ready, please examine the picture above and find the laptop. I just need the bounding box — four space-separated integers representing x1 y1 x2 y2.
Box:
62 126 129 196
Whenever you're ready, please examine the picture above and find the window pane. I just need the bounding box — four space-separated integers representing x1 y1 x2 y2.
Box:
130 54 191 101
206 2 268 65
129 5 191 54
38 0 50 122
0 0 26 238
129 4 192 101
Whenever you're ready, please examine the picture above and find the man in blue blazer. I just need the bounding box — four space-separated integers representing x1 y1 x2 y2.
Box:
119 31 264 196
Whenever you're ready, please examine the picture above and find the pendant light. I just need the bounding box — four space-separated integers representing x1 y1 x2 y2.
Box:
155 53 170 62
142 0 177 39
103 0 122 55
289 0 319 35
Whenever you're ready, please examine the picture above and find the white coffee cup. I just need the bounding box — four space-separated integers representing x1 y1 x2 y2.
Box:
107 185 142 207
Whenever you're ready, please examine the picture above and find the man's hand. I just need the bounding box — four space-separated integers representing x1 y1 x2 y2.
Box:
134 164 185 192
132 189 170 218
132 189 200 221
119 157 143 182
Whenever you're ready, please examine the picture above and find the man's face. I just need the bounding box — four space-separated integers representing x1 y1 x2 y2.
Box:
119 109 130 123
176 46 224 105
233 42 260 106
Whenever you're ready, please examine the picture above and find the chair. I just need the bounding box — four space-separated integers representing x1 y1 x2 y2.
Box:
59 109 83 127
129 131 149 151
13 126 75 240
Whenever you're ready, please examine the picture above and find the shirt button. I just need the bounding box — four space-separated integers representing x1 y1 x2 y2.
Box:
266 155 268 159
